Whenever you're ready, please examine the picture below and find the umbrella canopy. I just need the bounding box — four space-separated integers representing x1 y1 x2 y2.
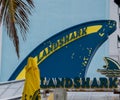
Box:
22 57 41 100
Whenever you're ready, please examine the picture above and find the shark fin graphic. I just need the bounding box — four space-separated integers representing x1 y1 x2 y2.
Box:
97 57 120 77
9 20 116 80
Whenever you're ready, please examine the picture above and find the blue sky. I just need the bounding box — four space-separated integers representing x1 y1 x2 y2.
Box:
1 0 109 81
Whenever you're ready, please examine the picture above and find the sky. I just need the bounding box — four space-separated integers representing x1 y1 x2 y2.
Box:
0 0 109 81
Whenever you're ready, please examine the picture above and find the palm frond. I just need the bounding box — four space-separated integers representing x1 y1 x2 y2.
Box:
26 0 34 8
0 0 34 58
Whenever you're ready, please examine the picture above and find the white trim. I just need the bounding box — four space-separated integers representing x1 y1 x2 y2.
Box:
0 95 22 100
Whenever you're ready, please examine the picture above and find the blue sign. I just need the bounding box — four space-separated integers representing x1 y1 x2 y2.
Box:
9 20 116 80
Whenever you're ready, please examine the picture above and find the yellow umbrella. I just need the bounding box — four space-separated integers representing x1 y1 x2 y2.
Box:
22 57 41 100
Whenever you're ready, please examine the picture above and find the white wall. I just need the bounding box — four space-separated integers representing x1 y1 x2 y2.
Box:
109 0 120 63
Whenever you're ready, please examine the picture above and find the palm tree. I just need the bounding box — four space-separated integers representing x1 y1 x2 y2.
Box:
0 0 34 58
